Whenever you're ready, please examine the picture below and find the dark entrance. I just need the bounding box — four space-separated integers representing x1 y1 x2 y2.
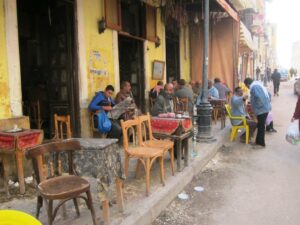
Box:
118 35 145 112
166 20 180 83
17 0 80 138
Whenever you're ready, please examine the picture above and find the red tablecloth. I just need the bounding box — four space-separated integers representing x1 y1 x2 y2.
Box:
151 117 192 135
0 129 42 152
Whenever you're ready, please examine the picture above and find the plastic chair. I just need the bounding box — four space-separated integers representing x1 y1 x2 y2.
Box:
225 104 249 144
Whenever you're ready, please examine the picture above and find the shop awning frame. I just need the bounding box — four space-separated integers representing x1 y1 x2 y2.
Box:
216 0 239 21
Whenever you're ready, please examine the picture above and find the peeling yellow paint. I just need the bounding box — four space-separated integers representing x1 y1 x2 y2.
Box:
0 0 11 119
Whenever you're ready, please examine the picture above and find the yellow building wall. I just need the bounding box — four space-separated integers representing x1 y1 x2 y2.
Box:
83 0 115 99
180 25 191 82
0 0 11 119
148 10 165 89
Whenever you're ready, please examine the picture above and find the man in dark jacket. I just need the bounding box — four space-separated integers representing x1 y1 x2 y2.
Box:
151 83 174 116
271 69 281 96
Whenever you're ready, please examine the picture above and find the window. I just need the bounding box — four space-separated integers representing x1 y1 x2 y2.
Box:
104 0 121 30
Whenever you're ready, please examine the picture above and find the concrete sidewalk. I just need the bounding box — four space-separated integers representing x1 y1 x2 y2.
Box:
0 121 230 225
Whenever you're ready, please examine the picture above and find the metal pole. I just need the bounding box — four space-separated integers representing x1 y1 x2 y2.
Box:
196 0 215 142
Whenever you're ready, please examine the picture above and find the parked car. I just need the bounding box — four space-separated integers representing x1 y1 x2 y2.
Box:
294 78 300 95
279 68 289 81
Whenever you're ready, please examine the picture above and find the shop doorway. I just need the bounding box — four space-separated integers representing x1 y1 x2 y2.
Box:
118 35 145 112
17 0 80 138
166 20 180 83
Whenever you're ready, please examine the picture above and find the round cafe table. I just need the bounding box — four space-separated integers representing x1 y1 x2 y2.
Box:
0 210 42 225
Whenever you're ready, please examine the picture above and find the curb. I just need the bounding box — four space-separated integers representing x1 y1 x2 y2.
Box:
119 126 230 225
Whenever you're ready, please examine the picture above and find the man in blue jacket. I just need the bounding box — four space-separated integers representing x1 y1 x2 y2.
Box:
244 78 271 148
88 85 122 139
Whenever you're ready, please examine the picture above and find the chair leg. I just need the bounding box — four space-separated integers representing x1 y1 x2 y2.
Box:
245 126 249 144
145 158 150 196
102 199 110 225
230 128 237 142
169 147 175 176
135 160 142 178
115 178 124 212
36 196 43 219
73 198 80 216
86 190 97 225
124 154 129 177
159 157 165 186
47 200 53 225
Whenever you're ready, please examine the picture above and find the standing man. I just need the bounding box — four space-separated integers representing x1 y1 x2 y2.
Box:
244 78 271 148
271 69 281 96
175 79 194 115
214 78 231 100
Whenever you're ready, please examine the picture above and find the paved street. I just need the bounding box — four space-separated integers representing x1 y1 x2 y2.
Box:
153 80 300 225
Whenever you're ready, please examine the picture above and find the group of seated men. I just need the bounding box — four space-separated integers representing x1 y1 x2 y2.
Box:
88 77 233 140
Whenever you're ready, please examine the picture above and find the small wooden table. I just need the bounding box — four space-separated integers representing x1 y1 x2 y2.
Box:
151 117 193 172
0 129 43 194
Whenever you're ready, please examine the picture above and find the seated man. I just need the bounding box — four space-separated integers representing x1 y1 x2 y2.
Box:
151 83 174 116
174 79 194 115
115 81 134 104
88 85 122 139
231 87 257 142
149 80 164 99
196 80 219 105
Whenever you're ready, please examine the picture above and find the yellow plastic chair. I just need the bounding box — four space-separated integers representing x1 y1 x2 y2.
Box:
225 104 249 144
0 210 42 225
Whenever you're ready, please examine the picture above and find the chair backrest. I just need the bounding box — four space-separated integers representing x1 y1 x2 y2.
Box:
54 114 71 139
224 104 233 118
138 113 154 144
174 97 189 113
149 97 155 109
26 139 81 183
120 118 139 152
29 100 42 129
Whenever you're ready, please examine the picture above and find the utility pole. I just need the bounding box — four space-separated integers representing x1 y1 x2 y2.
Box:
196 0 215 142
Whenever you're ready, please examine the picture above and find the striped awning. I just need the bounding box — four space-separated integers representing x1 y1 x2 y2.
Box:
240 21 255 51
228 0 257 11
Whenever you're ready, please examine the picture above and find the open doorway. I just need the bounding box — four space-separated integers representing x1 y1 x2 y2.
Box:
166 19 180 83
118 35 145 112
17 0 80 138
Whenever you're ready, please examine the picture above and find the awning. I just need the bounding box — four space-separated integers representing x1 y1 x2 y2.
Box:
240 21 255 51
228 0 257 11
216 0 239 21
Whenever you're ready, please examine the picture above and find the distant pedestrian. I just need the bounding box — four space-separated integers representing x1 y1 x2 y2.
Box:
291 94 300 131
256 67 261 80
244 78 271 148
271 69 281 96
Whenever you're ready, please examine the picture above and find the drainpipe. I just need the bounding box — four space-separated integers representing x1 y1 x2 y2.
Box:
195 0 215 142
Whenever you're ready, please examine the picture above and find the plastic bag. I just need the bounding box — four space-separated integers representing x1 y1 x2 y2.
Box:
286 120 300 145
97 111 112 133
265 112 273 126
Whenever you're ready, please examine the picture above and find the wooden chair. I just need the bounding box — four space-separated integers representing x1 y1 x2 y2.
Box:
29 100 43 129
120 118 165 196
0 157 9 197
90 112 107 138
26 140 96 225
138 113 175 176
174 97 189 114
149 97 156 110
54 114 71 139
225 104 249 144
